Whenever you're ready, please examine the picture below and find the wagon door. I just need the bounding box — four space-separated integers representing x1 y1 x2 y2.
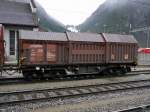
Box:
64 46 69 64
57 43 68 64
0 25 4 65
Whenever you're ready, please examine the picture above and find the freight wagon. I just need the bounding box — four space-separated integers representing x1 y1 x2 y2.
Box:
0 25 138 79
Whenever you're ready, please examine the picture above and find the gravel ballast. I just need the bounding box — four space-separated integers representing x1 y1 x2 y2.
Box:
1 74 150 93
2 88 150 112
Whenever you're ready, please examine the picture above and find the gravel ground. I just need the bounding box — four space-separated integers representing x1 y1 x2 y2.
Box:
0 71 22 78
131 66 150 71
1 88 150 112
1 74 150 93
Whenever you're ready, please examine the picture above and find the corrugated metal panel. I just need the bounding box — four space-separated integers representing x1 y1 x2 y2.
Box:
57 44 68 64
69 43 105 64
0 1 35 26
106 42 138 64
20 40 67 65
47 44 57 62
21 43 45 64
102 33 138 43
20 30 68 41
66 32 104 42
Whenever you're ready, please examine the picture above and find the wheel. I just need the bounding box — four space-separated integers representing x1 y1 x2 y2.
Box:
56 70 66 78
50 69 67 78
114 68 123 75
126 67 131 72
120 67 127 74
102 69 111 75
35 71 44 80
22 71 33 81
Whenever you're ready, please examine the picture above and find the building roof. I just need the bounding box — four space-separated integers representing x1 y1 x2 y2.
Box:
7 0 30 3
20 30 68 41
0 0 36 26
102 33 138 43
66 32 105 42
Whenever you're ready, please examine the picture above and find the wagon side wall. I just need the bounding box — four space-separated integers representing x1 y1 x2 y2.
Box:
68 42 105 65
106 42 138 64
19 40 68 65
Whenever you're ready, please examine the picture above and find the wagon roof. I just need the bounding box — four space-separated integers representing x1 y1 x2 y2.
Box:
20 30 68 41
102 33 138 43
0 1 36 26
66 32 105 42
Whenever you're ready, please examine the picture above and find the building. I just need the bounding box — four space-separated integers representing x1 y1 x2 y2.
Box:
0 0 38 64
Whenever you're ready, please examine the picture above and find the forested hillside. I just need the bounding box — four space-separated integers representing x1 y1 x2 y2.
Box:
78 0 150 47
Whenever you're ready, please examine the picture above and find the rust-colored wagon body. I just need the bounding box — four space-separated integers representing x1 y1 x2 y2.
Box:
0 29 138 79
66 32 105 64
102 33 138 65
19 31 68 65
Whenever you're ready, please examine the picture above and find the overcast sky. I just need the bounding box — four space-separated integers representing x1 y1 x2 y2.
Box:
36 0 106 25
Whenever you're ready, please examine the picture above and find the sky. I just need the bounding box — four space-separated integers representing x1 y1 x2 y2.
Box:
36 0 106 25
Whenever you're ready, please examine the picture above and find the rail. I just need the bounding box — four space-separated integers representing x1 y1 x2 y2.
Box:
0 79 150 107
117 104 150 112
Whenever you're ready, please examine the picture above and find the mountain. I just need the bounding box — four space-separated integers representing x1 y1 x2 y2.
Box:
78 0 150 47
35 1 66 32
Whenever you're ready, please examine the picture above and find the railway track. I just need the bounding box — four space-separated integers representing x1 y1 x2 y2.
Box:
0 70 150 85
129 70 150 74
117 104 150 112
0 79 150 107
131 69 150 73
